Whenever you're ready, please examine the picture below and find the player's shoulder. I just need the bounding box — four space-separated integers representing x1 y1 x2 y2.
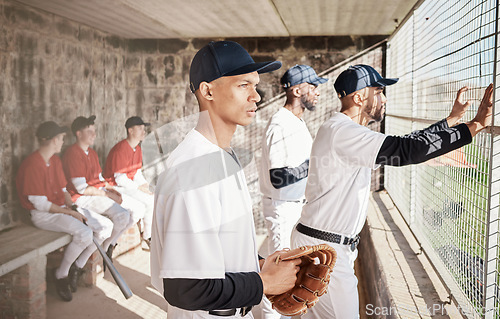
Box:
167 130 217 166
62 143 80 158
19 151 42 171
320 112 364 132
266 109 288 133
50 154 63 165
108 139 127 153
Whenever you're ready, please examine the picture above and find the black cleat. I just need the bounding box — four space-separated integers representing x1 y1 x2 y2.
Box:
68 265 83 293
55 275 73 302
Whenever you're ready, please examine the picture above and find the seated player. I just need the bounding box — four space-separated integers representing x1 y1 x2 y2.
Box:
62 115 144 262
104 116 154 246
16 121 112 301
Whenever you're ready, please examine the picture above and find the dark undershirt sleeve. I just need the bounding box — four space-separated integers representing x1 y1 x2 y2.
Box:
163 272 263 311
269 159 309 189
376 119 472 167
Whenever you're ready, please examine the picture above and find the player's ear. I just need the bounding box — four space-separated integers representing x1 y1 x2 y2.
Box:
198 82 214 101
352 91 364 105
292 86 301 98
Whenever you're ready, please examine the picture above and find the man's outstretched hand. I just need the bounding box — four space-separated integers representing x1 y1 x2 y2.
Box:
467 83 493 137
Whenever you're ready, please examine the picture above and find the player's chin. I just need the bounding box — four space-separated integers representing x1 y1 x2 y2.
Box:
239 115 256 126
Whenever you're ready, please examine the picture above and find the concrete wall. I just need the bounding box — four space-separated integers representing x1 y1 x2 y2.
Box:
0 0 387 231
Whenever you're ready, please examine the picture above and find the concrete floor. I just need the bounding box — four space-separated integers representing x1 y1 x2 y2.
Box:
46 243 166 319
46 233 368 319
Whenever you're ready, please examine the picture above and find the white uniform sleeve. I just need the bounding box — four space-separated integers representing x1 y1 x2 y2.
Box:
333 121 386 169
71 177 88 193
152 185 225 281
28 195 52 212
115 173 139 189
266 125 288 169
99 173 105 182
133 169 148 186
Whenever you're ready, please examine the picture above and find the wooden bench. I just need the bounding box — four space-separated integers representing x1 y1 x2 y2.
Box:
0 220 143 319
0 225 71 319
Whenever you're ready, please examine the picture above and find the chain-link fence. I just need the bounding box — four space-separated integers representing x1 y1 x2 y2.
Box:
385 0 499 317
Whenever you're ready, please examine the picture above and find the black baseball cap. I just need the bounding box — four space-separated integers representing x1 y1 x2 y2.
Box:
36 121 68 140
125 116 150 129
71 115 96 135
334 64 398 98
280 65 328 88
189 41 282 93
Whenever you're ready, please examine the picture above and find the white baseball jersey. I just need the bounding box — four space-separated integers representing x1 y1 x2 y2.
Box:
151 129 260 317
299 112 386 237
259 108 313 201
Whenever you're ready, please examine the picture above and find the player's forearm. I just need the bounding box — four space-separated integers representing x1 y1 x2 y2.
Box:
115 173 138 189
163 272 263 311
82 186 106 196
49 203 76 216
64 191 73 208
376 121 472 166
269 159 309 189
466 119 488 137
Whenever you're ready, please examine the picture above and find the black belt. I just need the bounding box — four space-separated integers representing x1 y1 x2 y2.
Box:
296 223 360 251
209 306 252 317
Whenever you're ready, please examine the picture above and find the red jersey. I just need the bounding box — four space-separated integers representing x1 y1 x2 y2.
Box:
103 139 143 186
62 143 105 200
16 151 67 210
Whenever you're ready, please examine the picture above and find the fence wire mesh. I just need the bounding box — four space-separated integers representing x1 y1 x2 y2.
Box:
385 0 498 317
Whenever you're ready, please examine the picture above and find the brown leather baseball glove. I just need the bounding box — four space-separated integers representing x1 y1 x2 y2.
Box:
266 244 337 316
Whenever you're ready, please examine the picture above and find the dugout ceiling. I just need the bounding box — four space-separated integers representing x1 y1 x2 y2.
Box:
14 0 419 39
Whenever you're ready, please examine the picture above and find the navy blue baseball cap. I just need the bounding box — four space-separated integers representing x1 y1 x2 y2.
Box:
125 116 150 129
280 64 328 88
334 64 398 98
189 41 282 93
71 115 96 135
36 121 68 140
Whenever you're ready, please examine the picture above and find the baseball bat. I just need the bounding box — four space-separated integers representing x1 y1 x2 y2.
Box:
93 238 133 299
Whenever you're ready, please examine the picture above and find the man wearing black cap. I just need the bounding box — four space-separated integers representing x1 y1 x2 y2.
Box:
151 41 301 318
62 115 137 267
16 121 112 302
104 116 154 247
290 64 493 318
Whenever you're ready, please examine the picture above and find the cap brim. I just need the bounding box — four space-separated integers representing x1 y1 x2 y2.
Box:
310 77 328 86
373 78 399 87
225 61 282 77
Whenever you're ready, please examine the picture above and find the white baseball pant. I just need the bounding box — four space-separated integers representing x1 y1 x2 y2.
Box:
115 186 153 239
30 207 112 279
75 195 130 251
256 197 303 319
262 197 303 254
291 229 359 319
113 192 146 244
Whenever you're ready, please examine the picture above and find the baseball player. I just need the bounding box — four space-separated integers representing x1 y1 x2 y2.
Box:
103 116 154 246
151 41 301 319
62 115 144 263
256 65 327 319
16 121 112 302
290 64 494 318
260 64 327 254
